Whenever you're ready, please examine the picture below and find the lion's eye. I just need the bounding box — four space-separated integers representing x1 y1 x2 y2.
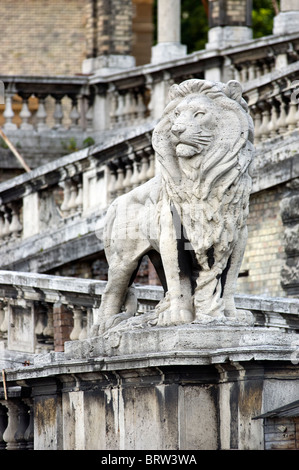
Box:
194 111 205 118
174 110 180 117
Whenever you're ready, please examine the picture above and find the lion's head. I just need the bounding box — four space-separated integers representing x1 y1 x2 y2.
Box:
152 79 255 278
152 78 254 201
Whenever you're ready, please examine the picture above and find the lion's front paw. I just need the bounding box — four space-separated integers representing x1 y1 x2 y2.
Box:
158 308 194 327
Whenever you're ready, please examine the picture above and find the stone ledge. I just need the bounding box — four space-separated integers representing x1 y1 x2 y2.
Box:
63 323 299 366
1 322 297 387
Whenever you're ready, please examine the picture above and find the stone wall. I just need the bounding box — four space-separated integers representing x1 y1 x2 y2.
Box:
96 0 133 56
0 0 152 76
237 185 286 297
0 0 86 75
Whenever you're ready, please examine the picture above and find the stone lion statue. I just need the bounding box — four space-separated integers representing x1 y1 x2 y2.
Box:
91 78 254 335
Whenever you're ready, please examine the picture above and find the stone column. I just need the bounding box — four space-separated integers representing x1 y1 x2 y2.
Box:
206 0 252 50
273 0 299 35
82 0 136 75
151 0 187 64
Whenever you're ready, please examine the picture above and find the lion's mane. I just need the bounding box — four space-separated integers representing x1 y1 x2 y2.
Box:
152 79 254 312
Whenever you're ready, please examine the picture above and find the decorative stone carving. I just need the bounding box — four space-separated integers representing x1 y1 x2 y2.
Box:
91 79 254 335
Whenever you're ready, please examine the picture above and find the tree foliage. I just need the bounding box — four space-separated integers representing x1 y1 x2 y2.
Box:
153 0 280 53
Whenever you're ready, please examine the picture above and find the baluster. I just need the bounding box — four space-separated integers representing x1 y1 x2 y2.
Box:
248 63 256 81
136 92 146 121
78 309 87 340
0 404 8 450
0 212 5 240
43 308 54 347
2 402 19 450
137 152 149 185
3 90 17 131
276 95 288 135
0 302 5 339
115 93 125 125
85 100 93 132
296 103 299 129
123 157 134 193
115 160 126 197
8 204 22 239
286 94 297 131
131 91 139 124
60 180 72 214
75 181 83 211
53 96 63 129
107 162 117 202
109 89 118 129
14 401 30 450
254 62 262 79
36 96 48 131
268 98 279 138
123 92 132 125
23 400 34 450
130 158 140 189
240 65 248 83
69 96 80 129
2 208 11 240
19 95 33 130
35 308 46 351
35 303 54 352
70 307 82 341
260 105 271 141
68 180 79 214
0 303 8 338
146 152 155 180
233 66 241 82
252 106 262 144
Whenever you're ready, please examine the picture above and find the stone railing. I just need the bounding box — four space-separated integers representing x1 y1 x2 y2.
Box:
1 32 299 167
0 124 155 272
1 59 299 273
224 33 299 83
0 386 33 450
243 61 299 145
0 75 150 137
0 270 298 365
0 76 87 132
0 267 298 450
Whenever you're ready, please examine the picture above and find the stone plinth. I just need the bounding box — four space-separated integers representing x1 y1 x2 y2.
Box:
206 26 252 49
273 0 299 35
22 322 299 450
2 318 299 450
64 321 298 366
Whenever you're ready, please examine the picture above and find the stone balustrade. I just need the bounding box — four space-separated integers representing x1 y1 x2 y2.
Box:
1 60 299 255
0 57 299 275
0 76 150 137
1 32 299 168
0 270 298 366
0 77 87 132
0 124 154 271
0 387 33 451
243 61 299 145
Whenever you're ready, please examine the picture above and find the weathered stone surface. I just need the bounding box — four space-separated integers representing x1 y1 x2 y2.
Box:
284 224 299 254
64 321 298 366
92 78 255 334
280 195 299 223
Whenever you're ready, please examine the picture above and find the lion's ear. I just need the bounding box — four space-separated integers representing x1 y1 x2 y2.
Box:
224 80 243 103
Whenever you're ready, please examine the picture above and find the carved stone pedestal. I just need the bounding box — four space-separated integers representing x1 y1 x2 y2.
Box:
22 320 297 450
